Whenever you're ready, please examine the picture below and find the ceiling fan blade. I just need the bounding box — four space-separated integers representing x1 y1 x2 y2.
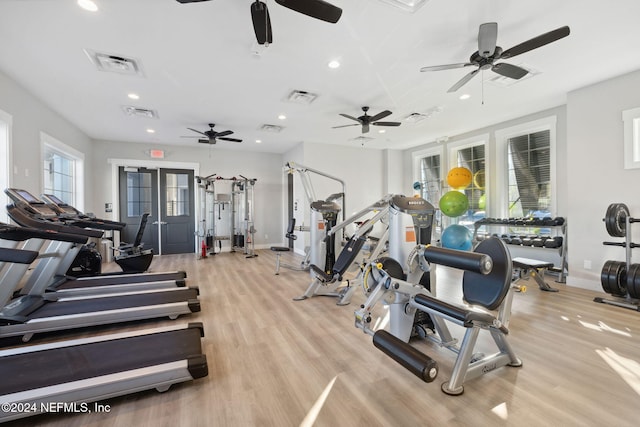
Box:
501 26 570 59
332 124 360 129
478 22 498 58
175 0 211 3
187 127 208 136
420 63 473 72
362 123 370 134
368 110 392 122
215 130 234 137
219 137 242 143
275 0 342 23
492 62 529 79
447 69 479 93
339 113 362 123
372 121 401 127
251 1 273 45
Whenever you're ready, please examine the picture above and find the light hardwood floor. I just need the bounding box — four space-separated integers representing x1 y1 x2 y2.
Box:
7 250 640 427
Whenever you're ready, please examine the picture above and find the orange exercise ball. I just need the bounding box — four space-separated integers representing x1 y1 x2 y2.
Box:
447 167 472 189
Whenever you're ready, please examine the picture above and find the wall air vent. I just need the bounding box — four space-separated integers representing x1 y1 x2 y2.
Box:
84 49 145 77
122 106 158 119
286 90 318 105
487 63 539 87
260 124 283 133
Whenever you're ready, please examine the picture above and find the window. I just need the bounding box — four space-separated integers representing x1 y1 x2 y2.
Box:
496 117 556 218
41 133 84 210
126 171 153 217
507 130 551 217
623 107 640 169
450 140 487 228
165 173 190 216
418 154 441 203
0 109 11 223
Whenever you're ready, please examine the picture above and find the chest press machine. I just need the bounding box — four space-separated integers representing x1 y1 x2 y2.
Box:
355 237 521 395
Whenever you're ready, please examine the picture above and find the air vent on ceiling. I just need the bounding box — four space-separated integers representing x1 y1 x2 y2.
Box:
84 49 145 77
260 124 284 133
286 90 318 105
122 106 158 119
404 106 443 123
487 63 540 88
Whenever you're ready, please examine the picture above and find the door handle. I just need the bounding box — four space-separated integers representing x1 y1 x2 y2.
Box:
152 221 168 225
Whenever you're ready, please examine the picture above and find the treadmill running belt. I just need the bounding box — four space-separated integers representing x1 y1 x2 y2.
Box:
0 327 204 394
30 288 199 318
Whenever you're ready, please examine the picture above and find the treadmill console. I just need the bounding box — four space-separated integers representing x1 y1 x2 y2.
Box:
41 193 78 217
5 188 59 219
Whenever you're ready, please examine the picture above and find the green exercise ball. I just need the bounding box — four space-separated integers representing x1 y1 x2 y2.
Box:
439 190 469 217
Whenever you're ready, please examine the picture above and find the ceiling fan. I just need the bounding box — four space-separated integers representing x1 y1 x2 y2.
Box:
183 124 242 144
175 0 342 45
420 23 570 92
333 107 402 134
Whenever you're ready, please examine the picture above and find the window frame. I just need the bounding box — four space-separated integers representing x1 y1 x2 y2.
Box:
40 132 85 211
0 109 13 223
623 107 640 169
495 116 557 218
448 134 490 225
412 145 444 202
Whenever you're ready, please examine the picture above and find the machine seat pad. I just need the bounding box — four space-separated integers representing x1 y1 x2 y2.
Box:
310 264 334 283
512 257 554 270
414 293 496 328
270 246 290 252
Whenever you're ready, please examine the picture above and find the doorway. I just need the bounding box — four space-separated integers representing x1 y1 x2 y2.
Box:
118 167 195 255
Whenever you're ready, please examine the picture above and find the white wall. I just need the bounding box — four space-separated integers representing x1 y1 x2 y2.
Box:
0 70 93 210
92 139 284 249
566 69 640 290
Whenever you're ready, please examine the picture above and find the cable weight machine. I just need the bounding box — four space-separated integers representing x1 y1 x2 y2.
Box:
196 174 257 259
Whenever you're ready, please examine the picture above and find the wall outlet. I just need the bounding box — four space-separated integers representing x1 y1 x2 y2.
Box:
584 260 592 270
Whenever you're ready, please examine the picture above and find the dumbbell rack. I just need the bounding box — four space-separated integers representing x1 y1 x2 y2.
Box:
595 203 640 311
473 217 568 283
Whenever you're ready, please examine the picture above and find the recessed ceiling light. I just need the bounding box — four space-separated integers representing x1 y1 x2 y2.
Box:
328 60 340 69
459 94 471 100
278 114 286 120
77 0 98 12
146 129 155 134
255 139 262 144
378 129 386 134
128 93 140 100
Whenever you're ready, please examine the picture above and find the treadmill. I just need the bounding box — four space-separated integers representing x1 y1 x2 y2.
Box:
5 189 187 295
0 223 200 342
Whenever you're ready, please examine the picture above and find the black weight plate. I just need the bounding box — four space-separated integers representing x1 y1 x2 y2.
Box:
553 217 565 226
600 260 614 294
605 203 629 238
626 263 640 299
531 237 546 247
544 237 562 249
609 261 627 297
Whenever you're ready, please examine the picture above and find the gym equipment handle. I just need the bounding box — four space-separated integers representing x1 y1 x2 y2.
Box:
603 241 640 248
373 330 438 383
423 246 493 274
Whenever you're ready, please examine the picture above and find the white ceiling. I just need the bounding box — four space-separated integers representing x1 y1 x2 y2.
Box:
1 0 640 154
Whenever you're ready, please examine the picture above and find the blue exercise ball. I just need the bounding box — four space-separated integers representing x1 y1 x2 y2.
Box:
441 224 473 251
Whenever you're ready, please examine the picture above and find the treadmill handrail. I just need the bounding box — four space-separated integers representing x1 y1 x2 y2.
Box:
0 222 88 244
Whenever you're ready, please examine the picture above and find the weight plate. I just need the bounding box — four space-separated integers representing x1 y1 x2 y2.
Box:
605 203 629 238
627 263 640 299
609 261 627 297
601 260 614 294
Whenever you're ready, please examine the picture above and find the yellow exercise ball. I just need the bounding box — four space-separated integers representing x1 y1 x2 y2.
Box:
447 167 472 189
473 170 486 190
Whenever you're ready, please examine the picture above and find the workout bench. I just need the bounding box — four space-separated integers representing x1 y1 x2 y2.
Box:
512 257 558 292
